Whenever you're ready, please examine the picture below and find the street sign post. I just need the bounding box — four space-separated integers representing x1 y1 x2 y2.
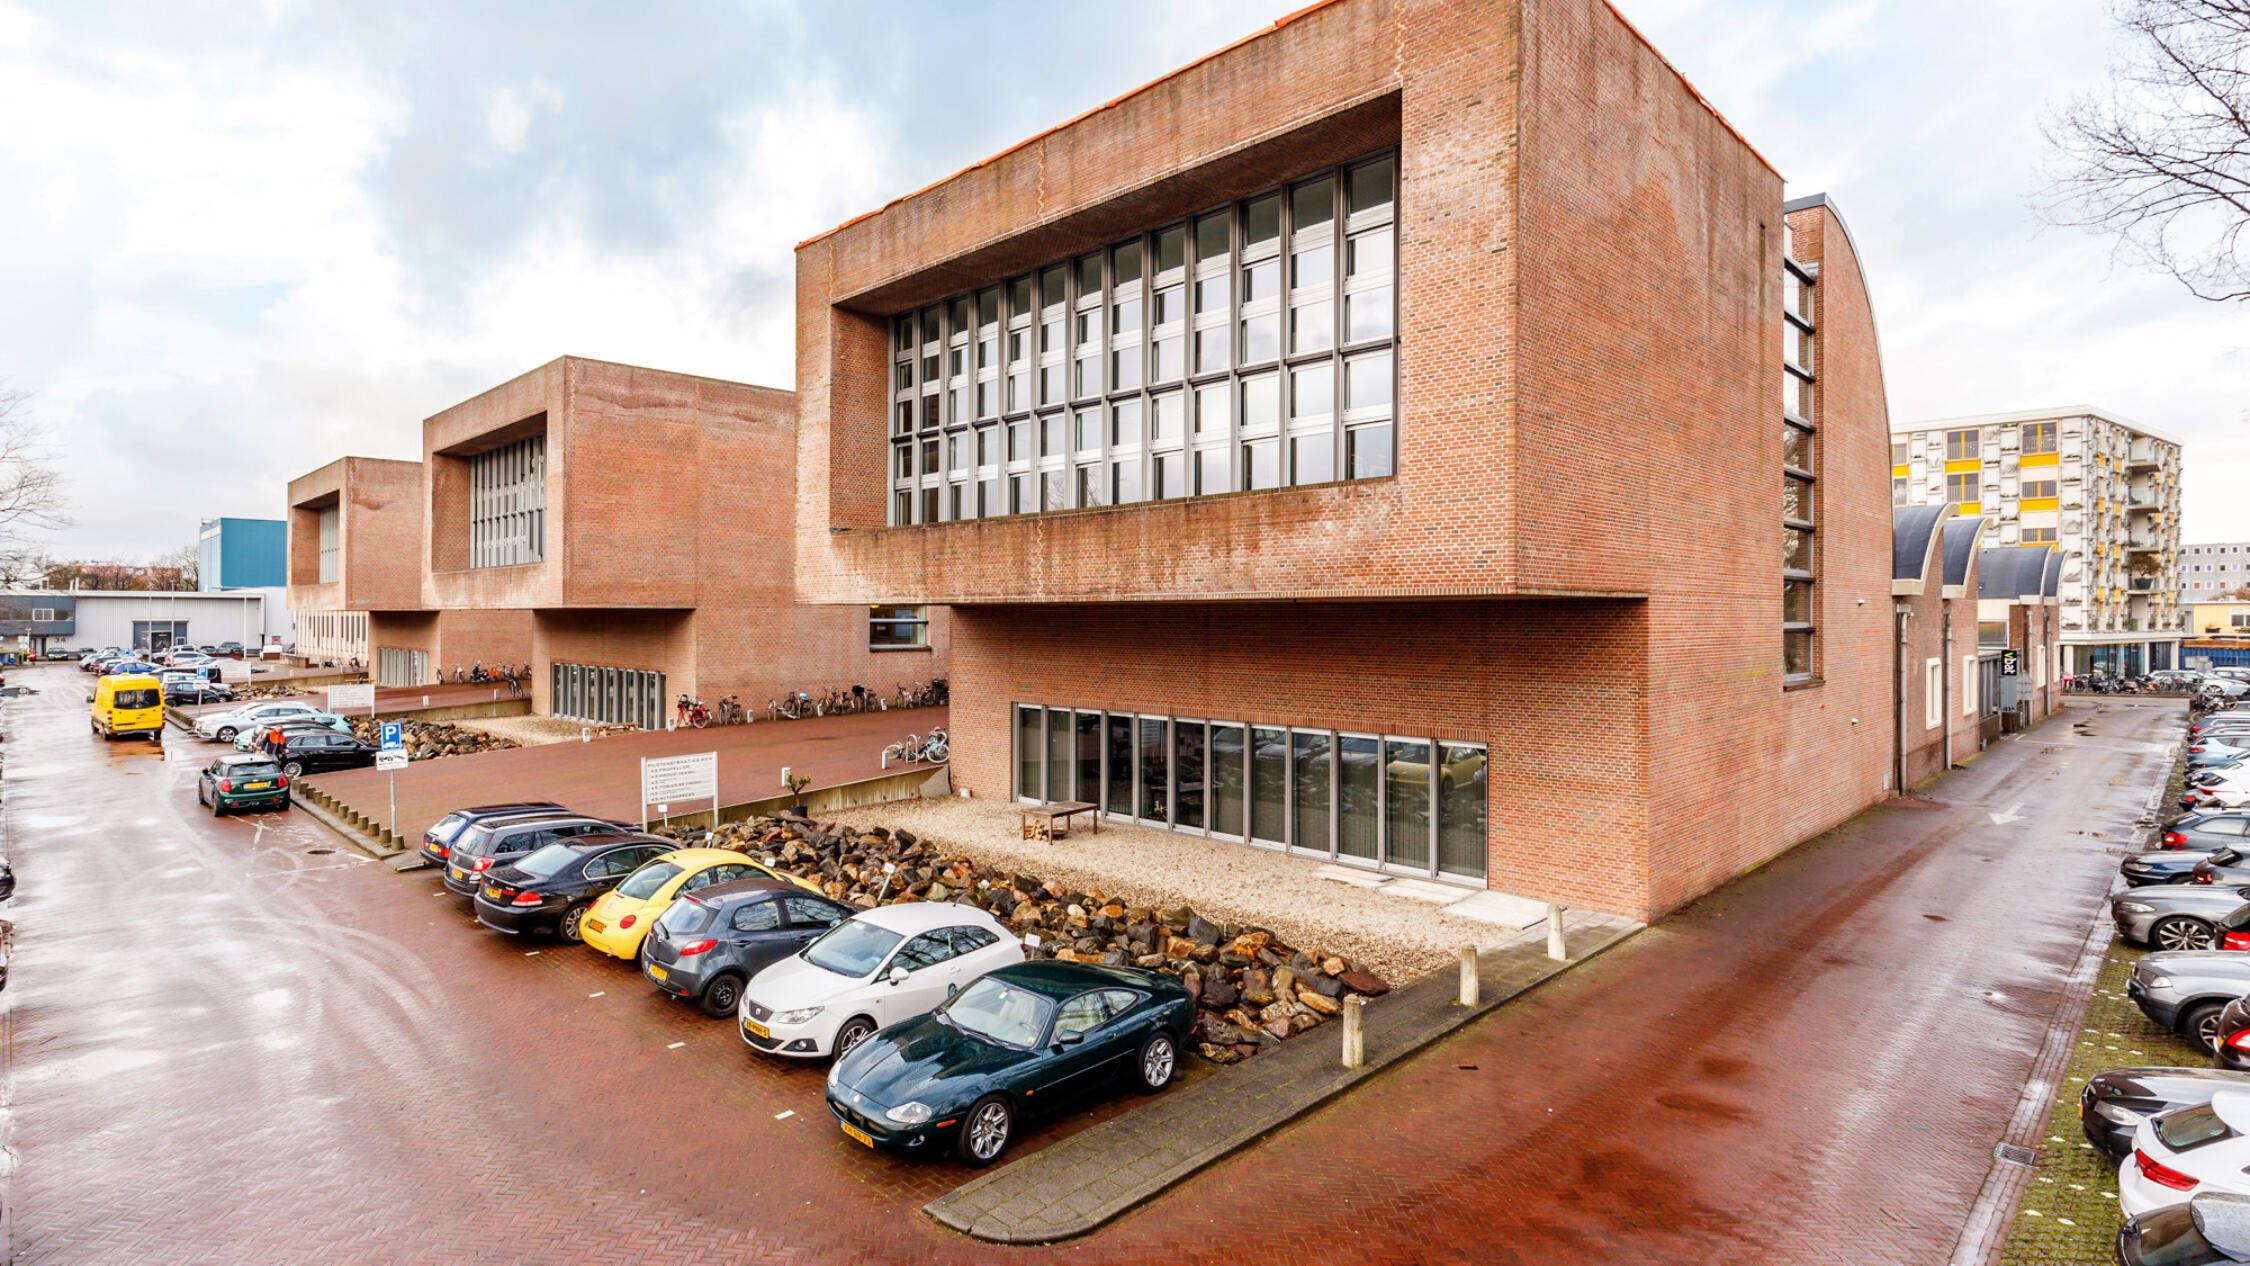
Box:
641 752 718 831
378 721 406 839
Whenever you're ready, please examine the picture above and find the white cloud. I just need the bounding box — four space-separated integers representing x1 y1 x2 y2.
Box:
483 77 562 155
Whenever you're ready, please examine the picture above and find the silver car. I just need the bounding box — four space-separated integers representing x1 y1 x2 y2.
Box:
2129 951 2250 1052
2112 884 2250 951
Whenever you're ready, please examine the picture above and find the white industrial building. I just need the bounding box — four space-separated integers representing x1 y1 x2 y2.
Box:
0 589 288 655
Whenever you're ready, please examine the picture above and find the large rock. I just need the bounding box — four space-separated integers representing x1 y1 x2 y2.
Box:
1163 934 1200 960
1240 969 1273 1006
1201 976 1239 1010
1297 970 1343 999
1296 988 1342 1016
1338 970 1391 997
1186 915 1224 947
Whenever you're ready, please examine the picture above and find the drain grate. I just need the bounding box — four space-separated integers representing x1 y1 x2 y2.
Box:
1994 1142 2037 1166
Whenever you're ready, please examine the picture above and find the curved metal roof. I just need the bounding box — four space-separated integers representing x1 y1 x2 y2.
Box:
1893 505 1948 583
1977 546 2054 601
2040 550 2062 598
1940 517 1987 591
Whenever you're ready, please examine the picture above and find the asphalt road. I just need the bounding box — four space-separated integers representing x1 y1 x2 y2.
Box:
0 664 2181 1263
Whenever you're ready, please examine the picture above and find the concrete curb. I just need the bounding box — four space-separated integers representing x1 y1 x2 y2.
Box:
290 784 404 861
924 909 1642 1244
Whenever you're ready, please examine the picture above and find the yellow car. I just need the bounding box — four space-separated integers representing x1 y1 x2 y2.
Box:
579 848 820 961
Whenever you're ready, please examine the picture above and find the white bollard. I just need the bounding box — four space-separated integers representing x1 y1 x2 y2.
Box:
1546 903 1567 963
1341 995 1366 1069
1457 946 1480 1007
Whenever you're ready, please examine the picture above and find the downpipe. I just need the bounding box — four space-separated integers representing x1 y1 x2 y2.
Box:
1894 602 1911 794
1942 602 1955 770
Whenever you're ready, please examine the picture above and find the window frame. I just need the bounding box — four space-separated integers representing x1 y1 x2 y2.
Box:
867 604 931 652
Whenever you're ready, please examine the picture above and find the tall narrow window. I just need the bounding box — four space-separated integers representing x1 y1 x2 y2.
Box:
1782 233 1817 684
469 433 546 567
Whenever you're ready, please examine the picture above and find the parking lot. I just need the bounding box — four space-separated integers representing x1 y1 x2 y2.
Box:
0 669 2190 1263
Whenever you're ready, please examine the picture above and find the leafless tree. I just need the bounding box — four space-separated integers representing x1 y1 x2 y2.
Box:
0 386 68 557
153 542 199 590
2042 0 2250 301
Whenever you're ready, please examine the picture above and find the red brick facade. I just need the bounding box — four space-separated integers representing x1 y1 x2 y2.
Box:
416 357 948 715
788 0 1897 920
287 456 429 663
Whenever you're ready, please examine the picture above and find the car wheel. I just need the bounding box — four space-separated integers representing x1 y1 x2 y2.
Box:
833 1016 877 1059
2185 1001 2229 1055
282 761 303 778
2153 915 2217 951
1135 1031 1178 1092
700 973 745 1019
215 726 236 743
958 1095 1013 1167
558 903 589 944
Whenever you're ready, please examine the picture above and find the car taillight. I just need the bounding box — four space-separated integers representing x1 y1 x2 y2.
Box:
2227 931 2250 952
430 844 449 859
511 891 544 907
619 914 637 929
2195 871 2215 884
2136 1148 2201 1191
2166 831 2188 847
678 939 716 956
472 858 494 873
277 775 289 789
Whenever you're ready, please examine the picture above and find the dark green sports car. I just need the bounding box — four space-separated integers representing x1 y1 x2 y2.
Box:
824 959 1193 1165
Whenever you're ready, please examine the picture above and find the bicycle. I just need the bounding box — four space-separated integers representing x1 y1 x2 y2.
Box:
881 726 949 768
675 693 711 729
715 695 745 725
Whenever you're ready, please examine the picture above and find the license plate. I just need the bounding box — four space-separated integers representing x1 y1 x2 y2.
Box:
449 866 466 881
742 1018 770 1039
841 1122 874 1148
485 885 505 899
244 781 272 790
648 964 668 982
586 919 606 933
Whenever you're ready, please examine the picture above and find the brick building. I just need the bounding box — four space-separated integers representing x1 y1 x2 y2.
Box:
790 0 1897 920
406 356 947 727
286 457 429 668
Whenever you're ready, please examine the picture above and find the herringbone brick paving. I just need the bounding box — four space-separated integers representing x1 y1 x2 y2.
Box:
0 669 2184 1263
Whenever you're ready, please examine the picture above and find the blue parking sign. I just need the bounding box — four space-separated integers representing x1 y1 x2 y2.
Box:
380 721 403 750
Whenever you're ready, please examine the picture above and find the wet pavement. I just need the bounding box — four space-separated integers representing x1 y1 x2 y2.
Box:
0 667 2182 1263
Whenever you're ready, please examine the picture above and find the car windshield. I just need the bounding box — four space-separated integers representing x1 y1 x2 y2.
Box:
230 762 282 780
428 811 467 842
2157 1102 2238 1152
616 861 682 901
803 920 904 978
2223 904 2250 932
113 689 160 709
938 977 1053 1048
656 898 713 936
514 843 581 879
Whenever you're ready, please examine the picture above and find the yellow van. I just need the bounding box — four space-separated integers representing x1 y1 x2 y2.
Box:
92 673 164 741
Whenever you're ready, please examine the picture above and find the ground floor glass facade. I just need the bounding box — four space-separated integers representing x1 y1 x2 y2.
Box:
1014 704 1486 881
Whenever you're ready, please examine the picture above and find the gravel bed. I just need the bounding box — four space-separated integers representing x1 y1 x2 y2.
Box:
826 798 1514 983
454 716 635 746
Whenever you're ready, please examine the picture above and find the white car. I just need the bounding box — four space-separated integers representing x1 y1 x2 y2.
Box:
2121 1090 2250 1217
739 902 1024 1060
192 700 322 742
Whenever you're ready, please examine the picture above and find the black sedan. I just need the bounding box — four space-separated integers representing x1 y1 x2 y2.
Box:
471 835 675 943
2083 1067 2250 1158
642 880 854 1017
268 729 378 777
2120 1191 2250 1265
826 959 1193 1166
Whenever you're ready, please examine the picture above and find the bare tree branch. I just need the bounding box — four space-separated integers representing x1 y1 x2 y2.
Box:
2041 0 2250 302
0 385 70 554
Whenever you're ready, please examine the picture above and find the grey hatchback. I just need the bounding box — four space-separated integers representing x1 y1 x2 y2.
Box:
642 880 855 1017
440 814 632 897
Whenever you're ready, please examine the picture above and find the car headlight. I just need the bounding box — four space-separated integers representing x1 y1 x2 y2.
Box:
776 1006 825 1026
2147 976 2174 989
886 1101 933 1125
2119 902 2156 914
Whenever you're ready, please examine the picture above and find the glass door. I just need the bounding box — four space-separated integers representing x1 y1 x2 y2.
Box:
1336 733 1379 864
1250 726 1288 845
1138 716 1170 825
1173 720 1206 831
1075 713 1102 808
1105 715 1135 817
1291 729 1332 857
1210 724 1246 839
1383 738 1433 872
1016 705 1042 800
1436 742 1488 880
1045 707 1074 801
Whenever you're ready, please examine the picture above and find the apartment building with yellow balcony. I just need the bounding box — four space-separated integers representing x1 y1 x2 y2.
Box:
1893 406 2183 675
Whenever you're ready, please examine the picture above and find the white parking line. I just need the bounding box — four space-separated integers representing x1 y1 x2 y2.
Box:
667 1042 685 1050
524 951 540 957
774 1110 794 1120
588 992 604 998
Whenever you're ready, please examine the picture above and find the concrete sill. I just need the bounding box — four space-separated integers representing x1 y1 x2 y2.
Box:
1783 675 1825 692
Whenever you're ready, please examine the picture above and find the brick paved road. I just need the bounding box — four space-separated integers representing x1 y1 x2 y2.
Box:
0 666 2180 1263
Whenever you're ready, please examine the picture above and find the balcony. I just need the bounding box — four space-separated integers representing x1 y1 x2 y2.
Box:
2127 490 2161 511
2129 576 2158 592
2128 538 2162 552
2126 443 2161 470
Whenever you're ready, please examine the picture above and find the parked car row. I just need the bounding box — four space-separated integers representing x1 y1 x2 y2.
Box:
418 800 1194 1165
2092 693 2250 1262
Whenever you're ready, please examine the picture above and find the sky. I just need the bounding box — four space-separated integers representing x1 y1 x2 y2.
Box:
2 0 2246 560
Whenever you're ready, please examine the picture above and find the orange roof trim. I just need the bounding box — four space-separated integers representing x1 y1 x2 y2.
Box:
797 0 1777 252
795 0 1345 251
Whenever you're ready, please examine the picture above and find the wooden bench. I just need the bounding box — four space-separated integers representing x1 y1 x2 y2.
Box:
1019 800 1099 842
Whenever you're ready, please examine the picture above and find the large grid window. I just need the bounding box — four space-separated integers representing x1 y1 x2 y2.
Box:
2022 420 2057 455
1012 703 1486 881
1945 428 1980 462
889 153 1397 525
1947 471 1980 509
469 435 546 568
1782 236 1817 684
316 506 341 583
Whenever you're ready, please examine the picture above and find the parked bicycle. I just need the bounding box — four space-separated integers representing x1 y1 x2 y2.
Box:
881 726 949 768
675 693 711 729
714 695 746 725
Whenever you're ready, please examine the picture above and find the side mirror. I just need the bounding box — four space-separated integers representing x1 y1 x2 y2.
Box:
945 981 959 997
1054 1030 1083 1049
888 966 909 986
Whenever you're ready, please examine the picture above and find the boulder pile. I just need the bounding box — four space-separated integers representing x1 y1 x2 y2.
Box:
687 816 1393 1065
346 717 520 761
